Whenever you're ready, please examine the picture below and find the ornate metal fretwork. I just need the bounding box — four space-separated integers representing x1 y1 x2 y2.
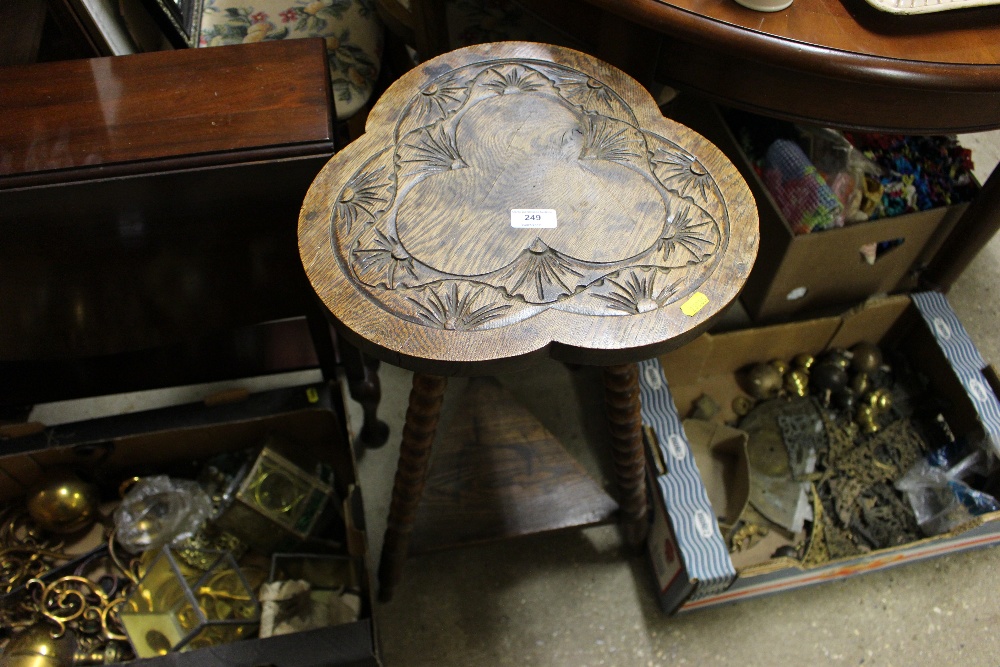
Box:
330 59 731 330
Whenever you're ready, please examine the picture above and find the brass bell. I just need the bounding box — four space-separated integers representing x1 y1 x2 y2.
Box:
0 625 75 667
834 388 857 412
850 342 883 374
824 348 852 371
26 470 100 535
769 358 789 376
743 363 783 400
811 362 848 393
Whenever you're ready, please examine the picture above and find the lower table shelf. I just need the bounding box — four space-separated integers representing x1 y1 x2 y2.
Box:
409 377 619 555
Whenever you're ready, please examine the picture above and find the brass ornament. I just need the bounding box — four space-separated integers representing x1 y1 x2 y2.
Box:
793 353 815 371
824 348 853 371
733 344 928 567
742 363 783 400
0 625 76 667
850 342 883 374
783 369 809 397
851 372 870 395
811 362 848 393
855 404 880 434
25 575 128 643
732 395 754 417
25 472 100 536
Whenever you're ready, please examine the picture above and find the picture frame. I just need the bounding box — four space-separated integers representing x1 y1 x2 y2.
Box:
139 0 204 48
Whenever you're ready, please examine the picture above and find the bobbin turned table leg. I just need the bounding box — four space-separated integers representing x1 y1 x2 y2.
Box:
378 373 448 602
603 363 649 547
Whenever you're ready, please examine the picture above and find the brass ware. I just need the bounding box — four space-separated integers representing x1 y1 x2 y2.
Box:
25 471 100 535
793 353 815 371
26 575 128 643
850 342 883 374
742 363 783 400
691 394 720 421
119 547 259 658
855 404 879 433
851 372 870 395
824 348 853 370
732 396 754 417
730 521 769 553
865 388 893 413
0 625 75 667
783 369 809 397
811 362 848 393
174 528 246 572
833 388 857 412
73 640 130 665
769 358 789 376
213 447 335 553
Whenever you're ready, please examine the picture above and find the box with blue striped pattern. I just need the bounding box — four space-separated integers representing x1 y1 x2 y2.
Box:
640 292 1000 613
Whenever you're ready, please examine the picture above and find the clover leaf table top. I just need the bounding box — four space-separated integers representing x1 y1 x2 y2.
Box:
299 41 759 375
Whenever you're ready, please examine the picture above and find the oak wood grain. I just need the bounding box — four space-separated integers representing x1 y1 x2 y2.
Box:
408 377 618 554
379 372 448 602
299 41 758 376
603 363 649 546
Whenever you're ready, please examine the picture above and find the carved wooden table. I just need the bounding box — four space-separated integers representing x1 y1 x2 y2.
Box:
298 41 758 601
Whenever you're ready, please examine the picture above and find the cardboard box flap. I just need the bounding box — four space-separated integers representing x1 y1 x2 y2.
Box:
911 292 1000 456
638 359 736 599
828 295 912 348
660 317 841 386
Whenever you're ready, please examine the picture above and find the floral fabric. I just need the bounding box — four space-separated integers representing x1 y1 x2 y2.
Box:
200 0 383 119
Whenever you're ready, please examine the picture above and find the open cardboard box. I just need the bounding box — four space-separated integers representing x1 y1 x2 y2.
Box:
639 292 1000 613
669 98 975 323
0 382 381 666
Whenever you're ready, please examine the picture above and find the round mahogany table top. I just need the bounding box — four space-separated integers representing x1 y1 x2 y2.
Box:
583 0 1000 133
299 42 758 375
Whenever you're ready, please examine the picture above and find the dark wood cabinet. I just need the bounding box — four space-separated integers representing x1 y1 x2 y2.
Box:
0 39 337 409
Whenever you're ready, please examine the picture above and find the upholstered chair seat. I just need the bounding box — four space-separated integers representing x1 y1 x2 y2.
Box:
200 0 383 120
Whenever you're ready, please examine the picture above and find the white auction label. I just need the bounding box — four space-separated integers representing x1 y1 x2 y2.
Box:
510 209 557 229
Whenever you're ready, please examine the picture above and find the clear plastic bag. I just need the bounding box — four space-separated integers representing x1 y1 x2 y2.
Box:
895 443 1000 537
113 475 214 553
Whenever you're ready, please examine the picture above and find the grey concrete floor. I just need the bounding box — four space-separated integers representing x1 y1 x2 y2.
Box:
352 131 1000 667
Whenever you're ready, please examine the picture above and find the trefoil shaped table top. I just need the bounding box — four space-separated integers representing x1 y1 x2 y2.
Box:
299 42 758 372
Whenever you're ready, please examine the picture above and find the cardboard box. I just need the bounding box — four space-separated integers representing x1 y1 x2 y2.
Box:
0 382 381 666
671 99 973 322
640 292 1000 613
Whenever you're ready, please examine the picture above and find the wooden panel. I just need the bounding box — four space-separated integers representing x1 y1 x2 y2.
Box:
0 155 330 361
409 377 618 554
576 0 1000 133
592 0 1000 66
0 38 334 187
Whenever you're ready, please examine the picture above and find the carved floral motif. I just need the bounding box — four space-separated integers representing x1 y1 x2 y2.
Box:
330 58 731 330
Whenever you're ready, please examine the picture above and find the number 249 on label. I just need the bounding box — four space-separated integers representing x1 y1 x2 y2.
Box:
510 208 557 229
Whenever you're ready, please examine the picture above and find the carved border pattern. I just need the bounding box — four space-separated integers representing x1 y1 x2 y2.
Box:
330 58 730 330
